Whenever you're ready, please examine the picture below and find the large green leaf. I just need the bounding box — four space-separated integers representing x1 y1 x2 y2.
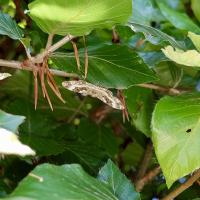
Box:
124 87 154 137
52 45 157 89
0 110 25 133
29 0 132 36
157 1 200 34
0 11 24 40
98 160 140 200
5 164 118 200
128 22 185 49
152 93 200 187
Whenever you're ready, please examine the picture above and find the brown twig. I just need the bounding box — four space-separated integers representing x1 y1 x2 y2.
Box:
90 105 113 124
71 41 81 71
135 166 161 192
13 0 29 22
67 98 87 123
83 36 88 79
137 83 182 95
112 28 120 43
0 60 189 95
117 90 129 122
33 35 75 64
46 34 54 49
135 141 153 182
0 59 78 78
162 169 200 200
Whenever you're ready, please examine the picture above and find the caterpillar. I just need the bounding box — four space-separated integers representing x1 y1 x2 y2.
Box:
62 80 124 110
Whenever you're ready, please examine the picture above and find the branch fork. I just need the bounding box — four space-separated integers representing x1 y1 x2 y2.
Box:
19 34 75 110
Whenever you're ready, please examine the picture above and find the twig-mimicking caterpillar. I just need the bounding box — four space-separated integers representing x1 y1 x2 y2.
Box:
62 80 124 110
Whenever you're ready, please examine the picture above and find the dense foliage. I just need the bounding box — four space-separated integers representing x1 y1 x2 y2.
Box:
1 0 200 199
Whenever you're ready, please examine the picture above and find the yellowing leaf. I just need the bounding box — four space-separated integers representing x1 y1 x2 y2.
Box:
162 46 200 67
188 32 200 52
0 73 11 80
0 128 35 156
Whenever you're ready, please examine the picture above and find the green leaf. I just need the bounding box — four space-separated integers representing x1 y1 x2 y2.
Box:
6 163 118 200
138 52 168 68
78 119 118 157
5 100 66 156
29 0 132 36
124 87 154 137
98 160 140 200
52 45 157 89
152 93 200 187
162 46 200 68
188 32 200 52
121 142 144 168
0 11 24 40
191 0 200 23
155 62 183 87
0 110 25 133
157 1 200 34
130 0 164 25
63 141 108 173
0 71 87 119
128 22 185 49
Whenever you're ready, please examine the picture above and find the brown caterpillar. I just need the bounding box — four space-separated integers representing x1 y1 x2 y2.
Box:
62 80 124 110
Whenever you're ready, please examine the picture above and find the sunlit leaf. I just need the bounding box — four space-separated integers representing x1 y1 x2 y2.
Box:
152 93 200 187
188 32 200 52
162 46 200 67
0 128 35 156
29 0 132 36
0 73 11 81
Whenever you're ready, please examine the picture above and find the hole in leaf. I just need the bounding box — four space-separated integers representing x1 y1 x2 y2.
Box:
186 129 192 133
